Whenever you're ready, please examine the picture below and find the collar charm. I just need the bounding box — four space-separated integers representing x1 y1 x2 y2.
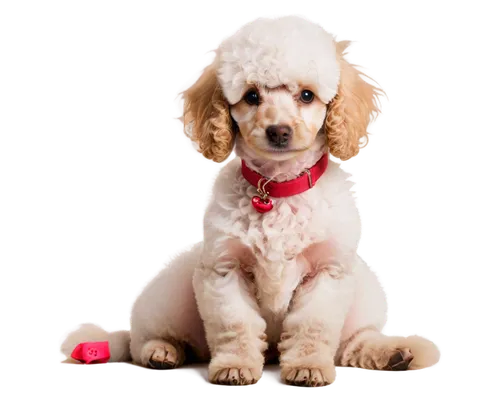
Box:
252 178 274 213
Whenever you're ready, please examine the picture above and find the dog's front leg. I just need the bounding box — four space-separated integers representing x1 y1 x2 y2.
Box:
193 241 266 385
279 241 355 387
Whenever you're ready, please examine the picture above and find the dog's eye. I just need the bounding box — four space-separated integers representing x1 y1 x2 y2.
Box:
244 90 260 106
300 90 315 104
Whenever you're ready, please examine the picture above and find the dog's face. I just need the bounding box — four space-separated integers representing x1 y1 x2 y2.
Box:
182 16 381 164
230 85 327 161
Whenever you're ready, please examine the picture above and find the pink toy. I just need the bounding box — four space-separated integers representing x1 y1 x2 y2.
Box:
71 341 110 364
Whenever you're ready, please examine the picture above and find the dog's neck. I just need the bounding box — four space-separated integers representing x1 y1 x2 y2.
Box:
235 135 327 182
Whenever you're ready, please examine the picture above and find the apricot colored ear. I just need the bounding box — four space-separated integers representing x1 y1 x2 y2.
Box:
182 64 234 162
324 41 382 160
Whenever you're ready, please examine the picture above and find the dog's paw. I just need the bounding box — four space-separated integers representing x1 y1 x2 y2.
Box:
148 344 178 369
282 366 335 387
383 348 414 371
210 367 260 385
144 341 183 370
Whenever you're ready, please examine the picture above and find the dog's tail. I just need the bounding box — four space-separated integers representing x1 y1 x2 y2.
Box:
61 324 131 363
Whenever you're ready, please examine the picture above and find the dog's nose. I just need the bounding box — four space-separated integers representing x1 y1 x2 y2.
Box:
266 125 292 148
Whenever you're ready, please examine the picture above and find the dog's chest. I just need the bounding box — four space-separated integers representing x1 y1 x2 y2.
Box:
247 199 316 260
236 194 328 314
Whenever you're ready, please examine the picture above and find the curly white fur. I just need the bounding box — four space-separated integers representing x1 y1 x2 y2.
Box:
62 16 439 387
217 16 340 105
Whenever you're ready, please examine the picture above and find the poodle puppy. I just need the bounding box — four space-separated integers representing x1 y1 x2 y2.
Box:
62 16 439 386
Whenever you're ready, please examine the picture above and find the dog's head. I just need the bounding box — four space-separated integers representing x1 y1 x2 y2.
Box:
182 16 382 163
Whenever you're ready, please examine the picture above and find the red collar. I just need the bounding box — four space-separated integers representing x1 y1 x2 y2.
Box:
241 153 329 199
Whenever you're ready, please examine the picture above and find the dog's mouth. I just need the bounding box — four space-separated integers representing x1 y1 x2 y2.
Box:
264 147 309 154
266 148 304 153
256 146 311 160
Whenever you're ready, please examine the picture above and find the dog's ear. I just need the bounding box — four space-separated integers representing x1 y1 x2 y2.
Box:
324 41 382 160
182 63 234 162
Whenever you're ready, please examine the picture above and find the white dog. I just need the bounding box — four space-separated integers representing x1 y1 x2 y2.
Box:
62 16 439 386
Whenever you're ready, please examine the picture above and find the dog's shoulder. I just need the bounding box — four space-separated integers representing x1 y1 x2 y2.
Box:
209 156 241 191
317 160 356 198
209 157 264 209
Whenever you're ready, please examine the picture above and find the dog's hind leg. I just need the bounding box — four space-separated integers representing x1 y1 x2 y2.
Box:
335 256 440 370
130 243 210 369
